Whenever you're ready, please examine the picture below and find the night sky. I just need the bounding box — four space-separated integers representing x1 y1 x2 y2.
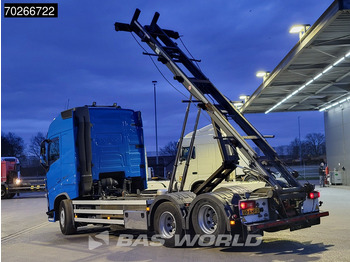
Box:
2 0 333 153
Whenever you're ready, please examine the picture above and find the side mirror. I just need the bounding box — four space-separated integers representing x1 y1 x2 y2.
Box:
179 147 186 162
292 171 299 178
40 139 49 170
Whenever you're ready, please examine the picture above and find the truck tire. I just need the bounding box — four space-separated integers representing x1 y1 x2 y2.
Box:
244 174 259 182
191 199 227 240
191 181 204 192
1 185 7 199
154 202 184 247
59 199 77 235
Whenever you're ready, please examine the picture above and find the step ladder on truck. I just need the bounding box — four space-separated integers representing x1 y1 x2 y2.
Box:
41 9 329 247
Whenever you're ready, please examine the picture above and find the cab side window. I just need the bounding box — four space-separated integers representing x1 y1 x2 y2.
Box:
181 146 196 161
48 138 60 165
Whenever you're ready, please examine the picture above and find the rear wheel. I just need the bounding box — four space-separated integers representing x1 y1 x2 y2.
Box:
191 199 228 240
154 202 184 247
59 199 77 235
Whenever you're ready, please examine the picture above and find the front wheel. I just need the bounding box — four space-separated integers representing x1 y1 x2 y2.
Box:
1 185 8 199
59 199 77 235
244 174 259 182
154 202 184 247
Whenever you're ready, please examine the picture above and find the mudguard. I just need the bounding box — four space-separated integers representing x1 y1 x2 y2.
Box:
149 191 196 230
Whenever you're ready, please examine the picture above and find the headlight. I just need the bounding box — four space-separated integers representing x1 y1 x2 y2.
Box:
15 178 21 185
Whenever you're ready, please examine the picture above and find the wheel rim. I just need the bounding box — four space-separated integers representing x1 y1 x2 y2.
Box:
197 204 218 234
1 187 5 197
60 208 65 228
159 211 176 238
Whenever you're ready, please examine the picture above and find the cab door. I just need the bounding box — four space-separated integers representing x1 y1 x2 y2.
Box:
45 137 61 193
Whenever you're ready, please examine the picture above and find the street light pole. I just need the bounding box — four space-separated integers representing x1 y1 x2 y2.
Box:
152 81 159 166
298 116 303 173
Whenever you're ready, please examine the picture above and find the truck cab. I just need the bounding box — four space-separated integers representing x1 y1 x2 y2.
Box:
175 124 256 191
41 105 147 221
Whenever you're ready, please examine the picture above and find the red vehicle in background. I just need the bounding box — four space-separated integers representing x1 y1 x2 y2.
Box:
1 157 21 199
1 157 45 199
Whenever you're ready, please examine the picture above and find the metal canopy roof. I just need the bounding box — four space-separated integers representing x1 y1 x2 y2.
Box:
240 0 350 114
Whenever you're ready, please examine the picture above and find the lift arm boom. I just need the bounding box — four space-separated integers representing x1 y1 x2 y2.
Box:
115 9 304 194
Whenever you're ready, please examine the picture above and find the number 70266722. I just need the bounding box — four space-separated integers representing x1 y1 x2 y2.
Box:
4 3 58 18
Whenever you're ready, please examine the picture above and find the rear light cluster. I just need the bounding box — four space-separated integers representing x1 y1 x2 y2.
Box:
239 200 256 210
308 191 320 199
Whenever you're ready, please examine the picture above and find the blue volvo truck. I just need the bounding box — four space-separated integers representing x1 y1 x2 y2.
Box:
41 10 328 247
41 105 151 234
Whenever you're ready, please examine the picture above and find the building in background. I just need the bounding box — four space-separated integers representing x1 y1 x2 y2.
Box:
324 102 349 185
240 0 350 185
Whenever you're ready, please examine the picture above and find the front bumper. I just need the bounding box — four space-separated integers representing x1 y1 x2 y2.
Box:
8 184 46 193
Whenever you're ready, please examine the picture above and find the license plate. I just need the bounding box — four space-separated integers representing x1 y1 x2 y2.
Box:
242 207 260 216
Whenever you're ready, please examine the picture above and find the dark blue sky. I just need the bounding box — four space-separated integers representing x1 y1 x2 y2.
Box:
2 0 333 152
